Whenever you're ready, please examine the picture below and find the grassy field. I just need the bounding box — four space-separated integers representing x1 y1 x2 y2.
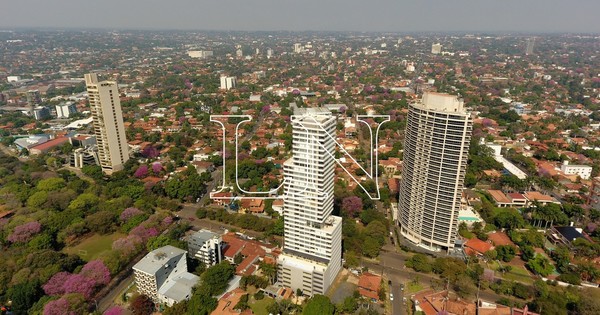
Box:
406 281 425 294
63 233 125 261
249 297 275 315
502 266 534 284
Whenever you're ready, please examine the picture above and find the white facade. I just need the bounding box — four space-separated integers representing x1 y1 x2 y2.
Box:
187 230 223 266
561 161 592 180
398 92 472 251
187 50 213 58
220 76 236 90
278 108 342 296
56 102 77 118
431 43 442 54
133 245 199 306
7 76 21 82
85 73 129 174
293 43 303 53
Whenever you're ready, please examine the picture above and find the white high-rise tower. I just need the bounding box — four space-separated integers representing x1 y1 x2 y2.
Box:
85 73 129 174
277 108 342 296
398 92 472 252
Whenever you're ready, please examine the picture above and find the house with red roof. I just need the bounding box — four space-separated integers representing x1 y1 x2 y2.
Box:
358 272 381 301
28 137 69 155
464 238 494 257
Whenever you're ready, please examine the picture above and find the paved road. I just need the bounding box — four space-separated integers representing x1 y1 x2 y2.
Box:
363 241 507 314
97 274 134 312
388 280 405 315
177 203 264 239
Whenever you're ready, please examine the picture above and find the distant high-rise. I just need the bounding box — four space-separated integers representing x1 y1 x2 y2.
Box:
398 92 472 252
293 43 303 53
55 101 77 119
267 48 273 58
26 89 41 114
431 43 442 54
85 73 129 174
277 108 342 296
219 76 236 91
525 38 535 55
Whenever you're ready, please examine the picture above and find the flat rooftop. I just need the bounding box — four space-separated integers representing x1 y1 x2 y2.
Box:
133 245 187 274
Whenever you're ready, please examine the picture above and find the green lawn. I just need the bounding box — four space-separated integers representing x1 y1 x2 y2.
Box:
63 233 125 261
502 266 534 284
405 281 425 294
249 297 275 315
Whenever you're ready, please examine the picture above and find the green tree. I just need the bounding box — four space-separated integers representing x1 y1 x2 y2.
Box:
496 245 516 262
7 281 42 315
36 177 66 191
453 275 476 298
406 254 432 273
526 255 554 276
521 245 535 262
201 262 235 295
303 294 335 315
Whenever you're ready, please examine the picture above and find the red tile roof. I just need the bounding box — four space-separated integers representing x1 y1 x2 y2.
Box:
29 137 69 152
464 238 494 256
358 272 381 300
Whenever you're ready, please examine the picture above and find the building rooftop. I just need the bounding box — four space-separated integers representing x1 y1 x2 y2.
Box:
189 230 219 244
133 245 187 274
158 272 199 303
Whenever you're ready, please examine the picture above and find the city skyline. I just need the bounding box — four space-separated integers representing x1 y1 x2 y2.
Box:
2 0 600 33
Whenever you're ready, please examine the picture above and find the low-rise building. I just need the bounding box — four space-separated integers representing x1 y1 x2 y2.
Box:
133 245 199 306
358 272 381 301
547 226 594 249
560 161 592 180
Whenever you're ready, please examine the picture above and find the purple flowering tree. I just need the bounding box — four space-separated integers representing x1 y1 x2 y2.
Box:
130 225 159 242
161 216 173 228
80 260 111 285
103 306 125 315
341 196 363 218
134 165 149 178
63 274 96 299
112 234 144 254
152 162 162 174
43 297 73 315
141 146 159 158
120 207 143 222
43 272 71 296
8 221 41 243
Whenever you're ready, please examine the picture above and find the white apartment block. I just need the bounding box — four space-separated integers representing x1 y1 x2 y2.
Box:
55 101 77 118
85 73 129 174
560 161 592 180
431 43 442 54
398 92 472 252
187 230 223 266
187 50 213 58
133 245 199 307
278 108 342 296
220 76 236 90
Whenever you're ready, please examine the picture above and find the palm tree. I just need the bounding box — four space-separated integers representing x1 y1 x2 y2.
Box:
260 261 277 285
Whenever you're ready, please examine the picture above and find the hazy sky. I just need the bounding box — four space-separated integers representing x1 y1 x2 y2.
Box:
2 0 599 33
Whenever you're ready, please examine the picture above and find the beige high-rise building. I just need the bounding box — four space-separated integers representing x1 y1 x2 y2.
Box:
398 92 472 252
85 73 129 174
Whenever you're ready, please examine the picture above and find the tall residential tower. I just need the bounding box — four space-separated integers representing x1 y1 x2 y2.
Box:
398 92 472 252
277 108 342 296
85 73 129 174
